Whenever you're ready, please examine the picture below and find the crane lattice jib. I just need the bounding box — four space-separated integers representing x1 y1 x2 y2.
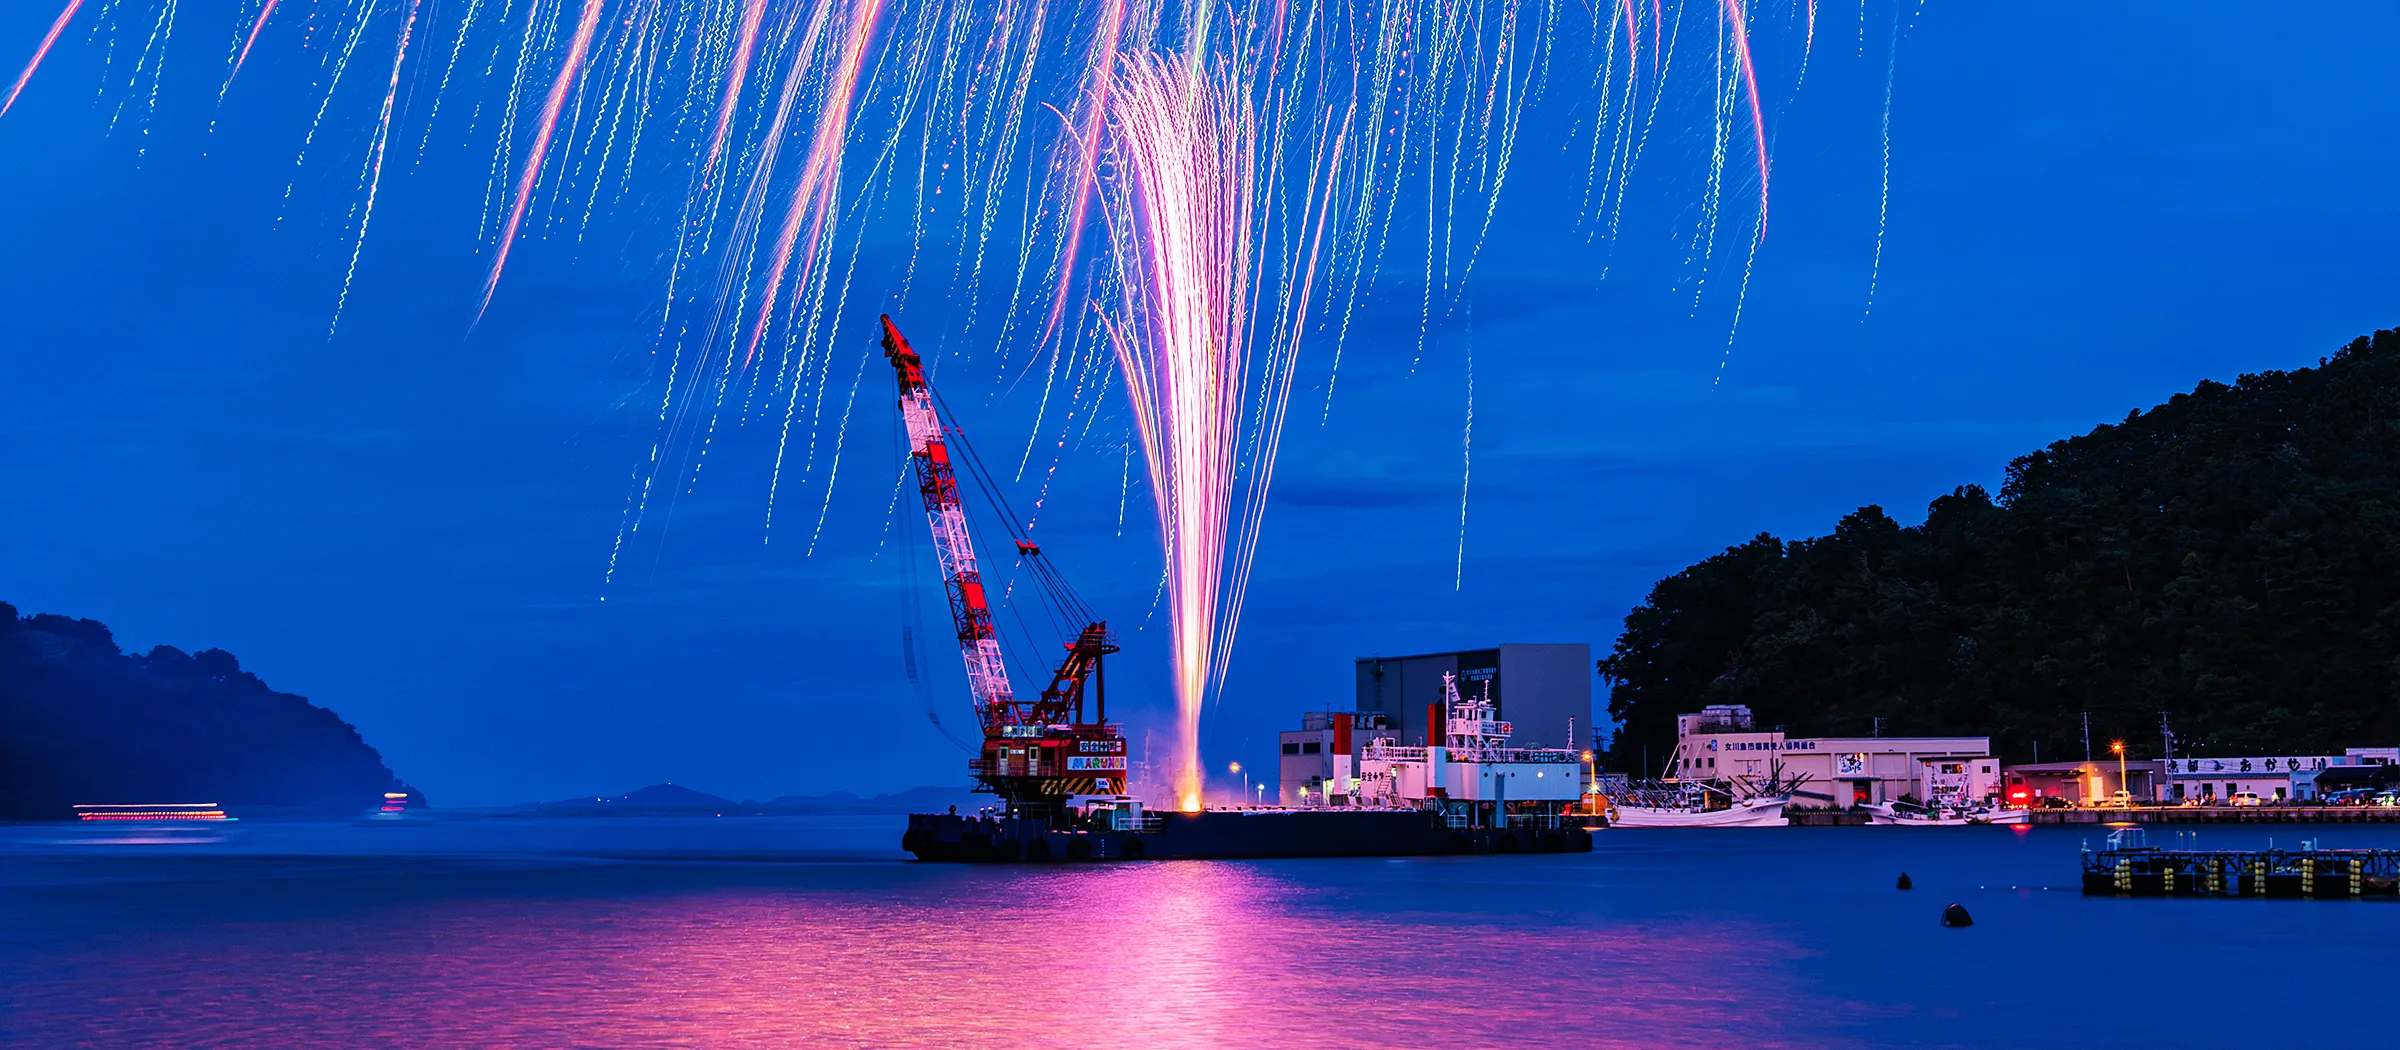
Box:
881 316 1021 731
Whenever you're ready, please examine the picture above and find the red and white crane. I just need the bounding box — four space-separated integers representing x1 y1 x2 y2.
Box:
881 316 1124 814
884 315 1019 729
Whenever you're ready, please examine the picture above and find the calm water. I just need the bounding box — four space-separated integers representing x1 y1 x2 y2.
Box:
1 816 2385 1048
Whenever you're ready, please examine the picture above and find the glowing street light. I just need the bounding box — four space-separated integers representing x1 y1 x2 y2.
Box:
1229 761 1249 806
2111 741 2129 805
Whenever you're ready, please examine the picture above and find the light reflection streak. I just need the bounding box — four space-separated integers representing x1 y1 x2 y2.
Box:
0 859 1851 1048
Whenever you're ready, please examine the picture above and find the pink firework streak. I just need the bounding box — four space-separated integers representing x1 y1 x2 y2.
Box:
226 0 283 90
699 0 772 190
1617 0 1640 69
476 0 608 320
1101 54 1260 812
1037 0 1125 345
1723 0 1770 224
1 0 85 119
742 0 887 369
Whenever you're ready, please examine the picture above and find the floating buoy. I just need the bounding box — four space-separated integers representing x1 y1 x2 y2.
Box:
1941 903 1973 927
1896 872 1913 890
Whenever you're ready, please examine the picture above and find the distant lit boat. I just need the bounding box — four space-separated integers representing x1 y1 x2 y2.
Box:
74 803 231 822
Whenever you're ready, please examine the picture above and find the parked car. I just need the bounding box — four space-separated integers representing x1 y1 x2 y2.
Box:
2324 788 2374 807
2107 789 2137 808
2230 792 2264 807
2039 796 2076 809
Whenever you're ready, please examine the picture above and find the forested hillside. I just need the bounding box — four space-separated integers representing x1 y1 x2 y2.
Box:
1601 328 2400 769
0 603 414 819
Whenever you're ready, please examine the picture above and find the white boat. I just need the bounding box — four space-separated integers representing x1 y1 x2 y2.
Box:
1864 801 2029 826
1608 795 1789 828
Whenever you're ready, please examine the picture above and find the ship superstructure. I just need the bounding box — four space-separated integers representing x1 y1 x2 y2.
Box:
1356 672 1584 826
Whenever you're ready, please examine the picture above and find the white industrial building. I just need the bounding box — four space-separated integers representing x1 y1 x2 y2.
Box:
2164 748 2399 802
1668 705 1997 809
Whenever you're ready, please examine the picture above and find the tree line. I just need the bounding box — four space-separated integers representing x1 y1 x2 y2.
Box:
1601 328 2400 771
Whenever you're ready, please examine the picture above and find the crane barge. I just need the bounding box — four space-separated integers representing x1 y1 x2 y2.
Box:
881 315 1592 861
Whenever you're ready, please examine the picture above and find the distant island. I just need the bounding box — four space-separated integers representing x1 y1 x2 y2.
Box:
0 604 419 820
500 783 980 817
1603 327 2400 768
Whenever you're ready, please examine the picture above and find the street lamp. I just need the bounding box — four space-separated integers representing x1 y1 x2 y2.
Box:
2111 741 2128 805
1582 750 1598 813
1229 761 1248 806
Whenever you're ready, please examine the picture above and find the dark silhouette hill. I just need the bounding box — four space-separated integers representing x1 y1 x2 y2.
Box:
0 603 416 819
1601 327 2400 770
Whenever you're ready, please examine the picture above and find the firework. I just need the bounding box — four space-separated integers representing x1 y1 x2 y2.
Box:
0 0 1898 803
1 0 84 120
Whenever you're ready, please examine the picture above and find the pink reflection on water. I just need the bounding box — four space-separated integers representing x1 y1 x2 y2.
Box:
16 862 1864 1048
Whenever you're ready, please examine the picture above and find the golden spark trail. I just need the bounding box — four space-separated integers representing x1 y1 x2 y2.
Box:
2 0 85 119
477 0 607 321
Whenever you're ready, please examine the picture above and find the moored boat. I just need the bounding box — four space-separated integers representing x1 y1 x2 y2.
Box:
1607 795 1789 827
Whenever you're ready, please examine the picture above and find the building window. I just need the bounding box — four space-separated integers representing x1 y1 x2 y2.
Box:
1301 742 1321 755
1281 742 1299 755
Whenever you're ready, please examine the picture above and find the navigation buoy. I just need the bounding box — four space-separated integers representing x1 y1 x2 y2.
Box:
1940 903 1973 927
1896 872 1913 890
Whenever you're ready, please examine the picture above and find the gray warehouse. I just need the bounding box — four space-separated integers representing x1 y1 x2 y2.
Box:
1354 644 1593 751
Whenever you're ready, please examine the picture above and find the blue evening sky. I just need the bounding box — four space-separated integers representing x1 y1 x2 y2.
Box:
2 2 2393 804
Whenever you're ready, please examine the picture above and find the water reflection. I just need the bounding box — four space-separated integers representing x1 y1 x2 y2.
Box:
6 856 1848 1048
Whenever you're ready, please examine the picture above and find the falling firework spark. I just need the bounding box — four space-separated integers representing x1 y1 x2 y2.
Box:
329 0 421 337
0 0 1890 806
221 0 280 95
477 0 606 321
1 0 85 120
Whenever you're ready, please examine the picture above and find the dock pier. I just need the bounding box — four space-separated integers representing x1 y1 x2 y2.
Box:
2032 806 2400 825
2083 834 2400 899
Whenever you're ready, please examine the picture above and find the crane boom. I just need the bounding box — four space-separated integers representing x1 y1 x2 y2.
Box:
882 315 1127 818
882 315 1021 731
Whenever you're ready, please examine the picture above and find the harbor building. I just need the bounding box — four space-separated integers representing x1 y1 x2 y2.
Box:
1279 711 1402 806
1354 645 1592 752
2163 749 2398 802
2001 760 2166 806
1667 705 1995 809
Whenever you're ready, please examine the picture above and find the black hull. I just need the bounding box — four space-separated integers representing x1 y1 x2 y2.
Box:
902 808 1594 862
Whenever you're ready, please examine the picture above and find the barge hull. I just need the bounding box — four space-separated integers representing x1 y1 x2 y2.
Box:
903 809 1593 862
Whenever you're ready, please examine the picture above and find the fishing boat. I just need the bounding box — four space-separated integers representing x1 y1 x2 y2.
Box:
1607 794 1790 828
1599 782 1792 828
1863 800 2029 826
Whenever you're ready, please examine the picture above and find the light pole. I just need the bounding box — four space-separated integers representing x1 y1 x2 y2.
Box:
1229 761 1247 807
2111 741 2128 806
1582 750 1598 814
